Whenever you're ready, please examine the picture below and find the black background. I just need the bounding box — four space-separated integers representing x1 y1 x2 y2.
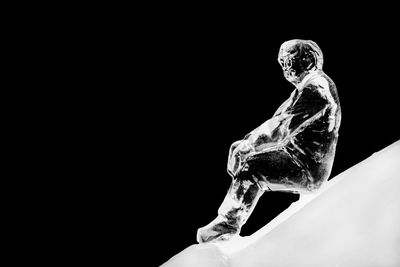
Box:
134 19 399 266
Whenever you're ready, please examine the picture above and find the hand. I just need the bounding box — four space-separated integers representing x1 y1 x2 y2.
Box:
227 140 254 177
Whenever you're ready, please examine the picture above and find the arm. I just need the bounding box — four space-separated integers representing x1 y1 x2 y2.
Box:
228 85 330 176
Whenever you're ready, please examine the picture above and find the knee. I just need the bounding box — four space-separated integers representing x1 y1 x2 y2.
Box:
227 140 254 177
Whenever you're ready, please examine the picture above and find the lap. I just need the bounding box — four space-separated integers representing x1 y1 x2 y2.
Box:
237 148 310 192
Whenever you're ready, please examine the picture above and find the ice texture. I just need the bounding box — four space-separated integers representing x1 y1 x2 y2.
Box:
197 39 341 243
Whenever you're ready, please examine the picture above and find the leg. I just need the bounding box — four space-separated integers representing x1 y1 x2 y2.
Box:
197 174 264 243
197 148 309 243
246 148 311 192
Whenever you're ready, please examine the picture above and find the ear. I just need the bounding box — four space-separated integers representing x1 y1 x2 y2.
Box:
306 40 323 69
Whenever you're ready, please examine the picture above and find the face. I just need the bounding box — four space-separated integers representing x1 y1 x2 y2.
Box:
278 49 303 84
278 40 323 85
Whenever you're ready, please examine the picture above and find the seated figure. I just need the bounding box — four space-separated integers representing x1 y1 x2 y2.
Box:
197 39 342 243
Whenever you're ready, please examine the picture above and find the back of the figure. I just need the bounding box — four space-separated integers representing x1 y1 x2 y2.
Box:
288 71 341 191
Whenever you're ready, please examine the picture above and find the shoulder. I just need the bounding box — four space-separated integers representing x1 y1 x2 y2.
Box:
299 84 328 103
305 73 330 91
303 72 338 102
294 81 329 112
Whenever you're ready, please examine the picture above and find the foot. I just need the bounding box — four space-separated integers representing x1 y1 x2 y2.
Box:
197 216 240 243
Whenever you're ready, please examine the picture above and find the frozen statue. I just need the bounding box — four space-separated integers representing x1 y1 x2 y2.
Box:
197 39 342 243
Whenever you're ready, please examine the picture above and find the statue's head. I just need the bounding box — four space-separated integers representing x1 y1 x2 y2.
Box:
278 39 323 85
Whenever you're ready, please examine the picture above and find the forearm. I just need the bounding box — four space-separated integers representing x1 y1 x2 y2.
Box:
246 115 290 152
227 115 289 176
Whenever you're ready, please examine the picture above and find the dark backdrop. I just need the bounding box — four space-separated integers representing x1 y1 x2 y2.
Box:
136 22 399 266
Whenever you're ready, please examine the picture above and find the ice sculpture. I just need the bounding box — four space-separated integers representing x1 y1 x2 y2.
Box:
197 39 342 243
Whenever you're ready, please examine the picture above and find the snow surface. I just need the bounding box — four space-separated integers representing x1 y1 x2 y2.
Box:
162 140 400 267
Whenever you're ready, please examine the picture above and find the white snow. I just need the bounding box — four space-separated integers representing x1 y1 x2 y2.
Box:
163 140 400 267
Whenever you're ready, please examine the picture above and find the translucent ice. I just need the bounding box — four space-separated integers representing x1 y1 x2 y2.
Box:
197 39 341 243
